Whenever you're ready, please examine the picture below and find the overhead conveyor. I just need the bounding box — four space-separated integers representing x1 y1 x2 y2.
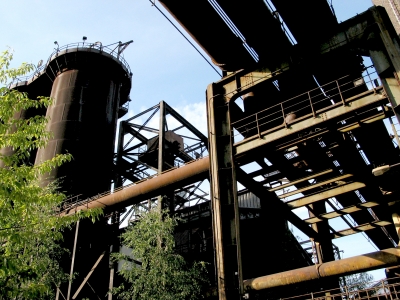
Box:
158 0 256 71
215 0 292 64
269 0 338 45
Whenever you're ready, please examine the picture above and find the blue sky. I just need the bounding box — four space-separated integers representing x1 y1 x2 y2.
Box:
1 0 373 126
1 0 385 280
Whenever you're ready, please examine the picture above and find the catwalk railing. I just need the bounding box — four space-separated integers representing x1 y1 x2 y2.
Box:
280 277 400 300
58 157 205 214
9 41 132 86
232 66 382 143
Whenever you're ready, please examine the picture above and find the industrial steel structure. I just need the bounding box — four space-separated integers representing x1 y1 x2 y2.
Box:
6 1 400 300
9 41 133 299
373 0 400 35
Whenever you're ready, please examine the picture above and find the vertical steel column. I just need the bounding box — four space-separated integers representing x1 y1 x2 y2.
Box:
108 122 126 299
309 203 336 291
392 213 400 243
369 7 400 124
67 220 80 300
108 268 115 300
389 117 400 147
108 214 120 300
309 203 336 265
114 122 126 189
207 82 243 300
158 101 166 212
309 202 338 294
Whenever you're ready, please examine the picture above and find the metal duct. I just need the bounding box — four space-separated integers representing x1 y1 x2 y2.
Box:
244 247 400 291
61 156 210 216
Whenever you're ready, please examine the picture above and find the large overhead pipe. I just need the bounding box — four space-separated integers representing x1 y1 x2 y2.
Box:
158 0 255 71
61 157 210 216
244 247 400 291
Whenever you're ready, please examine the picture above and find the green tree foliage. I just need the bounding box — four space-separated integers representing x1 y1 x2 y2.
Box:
0 50 101 299
113 209 209 300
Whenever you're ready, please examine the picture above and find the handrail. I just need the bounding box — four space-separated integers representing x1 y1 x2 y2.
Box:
59 157 207 213
279 276 400 300
9 41 132 86
232 66 382 143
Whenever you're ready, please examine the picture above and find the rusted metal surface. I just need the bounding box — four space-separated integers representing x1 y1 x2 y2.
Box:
268 169 334 192
308 200 337 290
34 45 132 199
35 69 118 197
235 168 320 241
392 213 400 241
278 174 354 199
285 182 366 209
332 220 393 238
244 247 400 291
61 157 210 215
72 252 105 299
304 201 381 224
369 7 400 122
281 276 400 300
157 100 167 211
67 221 80 300
207 82 243 299
30 42 134 300
234 86 387 157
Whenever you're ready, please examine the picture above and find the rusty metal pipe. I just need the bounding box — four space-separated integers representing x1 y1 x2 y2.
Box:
244 247 400 291
61 157 210 216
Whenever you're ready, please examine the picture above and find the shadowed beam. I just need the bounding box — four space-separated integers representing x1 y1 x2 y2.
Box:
236 168 320 240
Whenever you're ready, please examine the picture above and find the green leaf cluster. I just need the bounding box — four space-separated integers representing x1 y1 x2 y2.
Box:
0 49 102 299
113 209 209 300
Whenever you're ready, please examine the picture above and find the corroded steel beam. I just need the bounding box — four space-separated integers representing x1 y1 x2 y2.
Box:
268 169 334 192
207 82 244 299
304 201 381 224
61 157 210 216
331 220 393 239
244 247 400 291
286 182 366 208
234 87 387 157
235 168 320 241
278 174 354 199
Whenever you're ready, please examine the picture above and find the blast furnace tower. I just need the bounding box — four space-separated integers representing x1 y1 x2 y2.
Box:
34 42 132 198
10 41 133 299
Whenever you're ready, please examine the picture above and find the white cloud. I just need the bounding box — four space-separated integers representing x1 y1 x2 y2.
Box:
173 101 207 135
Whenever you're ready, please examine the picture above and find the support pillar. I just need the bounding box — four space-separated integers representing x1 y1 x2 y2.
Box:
109 124 125 299
309 203 336 264
67 220 80 300
369 7 400 123
157 100 168 212
114 121 127 189
108 214 120 300
207 83 243 300
392 212 400 243
308 203 338 291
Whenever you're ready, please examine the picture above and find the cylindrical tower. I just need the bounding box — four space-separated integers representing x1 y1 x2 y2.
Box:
35 44 131 198
12 42 133 298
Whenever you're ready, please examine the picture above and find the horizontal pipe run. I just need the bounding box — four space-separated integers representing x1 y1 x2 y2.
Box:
244 247 400 291
61 157 210 216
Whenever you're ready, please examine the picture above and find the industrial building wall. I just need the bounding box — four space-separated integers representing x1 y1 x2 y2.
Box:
373 0 400 35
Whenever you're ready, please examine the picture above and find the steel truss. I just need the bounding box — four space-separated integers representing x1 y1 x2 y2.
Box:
114 100 209 222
